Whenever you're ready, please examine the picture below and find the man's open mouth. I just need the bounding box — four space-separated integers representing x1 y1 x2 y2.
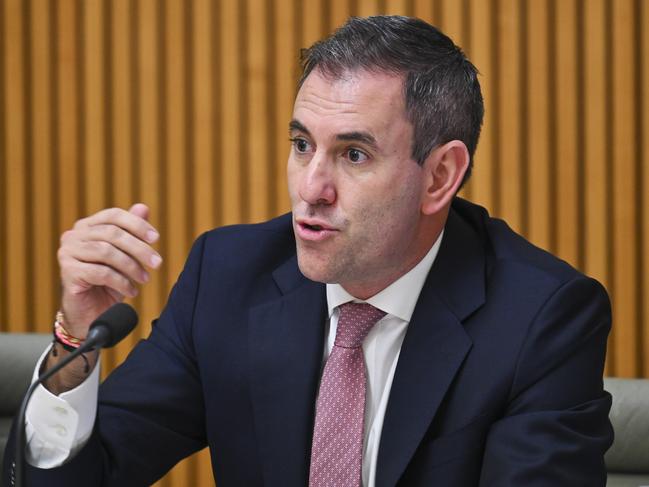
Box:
303 223 323 231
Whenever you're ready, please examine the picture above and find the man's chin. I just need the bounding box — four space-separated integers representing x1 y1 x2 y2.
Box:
295 253 340 284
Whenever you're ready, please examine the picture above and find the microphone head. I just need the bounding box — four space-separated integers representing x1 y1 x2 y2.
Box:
88 303 139 348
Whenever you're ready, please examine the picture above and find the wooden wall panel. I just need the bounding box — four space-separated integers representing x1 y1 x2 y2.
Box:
467 0 495 209
583 0 611 374
30 0 57 329
0 0 5 329
82 0 107 216
219 0 242 226
4 0 28 330
555 0 580 265
526 0 551 250
413 0 434 24
611 0 639 377
642 0 649 378
246 0 271 223
1 1 647 485
440 0 465 47
272 0 295 215
55 0 81 231
192 0 217 236
497 0 523 229
111 0 136 212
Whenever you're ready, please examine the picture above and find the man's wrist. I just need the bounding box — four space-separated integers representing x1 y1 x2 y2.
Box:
42 343 99 395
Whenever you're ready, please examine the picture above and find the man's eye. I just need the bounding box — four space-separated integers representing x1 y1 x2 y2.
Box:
346 148 369 164
290 138 312 153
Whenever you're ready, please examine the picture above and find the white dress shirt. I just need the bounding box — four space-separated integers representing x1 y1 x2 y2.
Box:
25 346 100 468
26 232 443 486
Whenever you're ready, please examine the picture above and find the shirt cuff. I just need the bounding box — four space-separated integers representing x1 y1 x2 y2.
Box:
24 344 100 468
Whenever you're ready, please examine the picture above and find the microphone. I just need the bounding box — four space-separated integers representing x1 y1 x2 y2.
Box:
80 302 139 350
13 303 138 487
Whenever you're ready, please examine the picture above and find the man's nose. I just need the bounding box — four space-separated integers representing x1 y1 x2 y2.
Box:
298 153 336 205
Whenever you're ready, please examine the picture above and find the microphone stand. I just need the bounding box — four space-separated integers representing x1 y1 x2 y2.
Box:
13 302 137 487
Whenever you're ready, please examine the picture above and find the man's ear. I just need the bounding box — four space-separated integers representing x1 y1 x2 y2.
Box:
421 140 470 216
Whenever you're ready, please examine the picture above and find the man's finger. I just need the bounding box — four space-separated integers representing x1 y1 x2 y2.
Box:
68 240 151 284
78 207 160 244
66 261 139 298
79 224 163 270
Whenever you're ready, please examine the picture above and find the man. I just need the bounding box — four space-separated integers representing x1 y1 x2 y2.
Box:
4 15 612 486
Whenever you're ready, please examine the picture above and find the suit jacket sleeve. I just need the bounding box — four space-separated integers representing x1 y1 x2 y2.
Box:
479 275 613 486
3 233 210 487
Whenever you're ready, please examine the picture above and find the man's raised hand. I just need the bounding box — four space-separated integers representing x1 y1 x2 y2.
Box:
57 203 162 340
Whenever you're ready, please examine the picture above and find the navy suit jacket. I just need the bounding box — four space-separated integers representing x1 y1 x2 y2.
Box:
4 198 613 486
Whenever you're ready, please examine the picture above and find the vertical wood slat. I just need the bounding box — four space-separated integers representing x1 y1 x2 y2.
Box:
357 0 380 18
4 0 28 330
384 0 409 15
82 0 106 216
30 0 56 330
611 0 638 377
110 0 134 212
496 0 522 230
642 0 649 378
219 0 242 225
273 0 296 215
329 0 352 29
0 0 5 327
192 0 216 236
302 0 325 50
3 1 649 485
440 0 464 46
246 0 270 223
467 0 495 211
526 0 551 251
555 0 580 266
56 0 81 231
583 0 611 375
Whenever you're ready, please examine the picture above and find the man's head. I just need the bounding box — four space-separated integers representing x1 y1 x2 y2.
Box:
288 16 483 298
299 15 484 186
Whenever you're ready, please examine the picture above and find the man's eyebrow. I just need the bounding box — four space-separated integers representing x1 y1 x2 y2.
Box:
289 119 310 136
336 131 379 151
289 120 379 151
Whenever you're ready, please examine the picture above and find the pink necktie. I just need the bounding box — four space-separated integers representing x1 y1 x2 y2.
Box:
309 302 387 487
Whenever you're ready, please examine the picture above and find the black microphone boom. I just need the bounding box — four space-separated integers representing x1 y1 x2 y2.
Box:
13 303 138 487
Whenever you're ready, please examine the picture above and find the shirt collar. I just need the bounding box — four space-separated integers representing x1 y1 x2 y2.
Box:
326 230 444 322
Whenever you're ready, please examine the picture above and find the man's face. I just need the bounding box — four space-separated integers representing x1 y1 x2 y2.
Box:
287 69 432 298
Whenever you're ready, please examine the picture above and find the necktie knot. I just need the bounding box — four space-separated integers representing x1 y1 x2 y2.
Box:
335 302 386 348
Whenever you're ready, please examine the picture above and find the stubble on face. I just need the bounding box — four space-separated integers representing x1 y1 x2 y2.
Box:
296 178 420 281
288 69 431 298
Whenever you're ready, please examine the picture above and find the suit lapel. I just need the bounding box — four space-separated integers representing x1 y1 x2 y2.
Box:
248 256 326 486
376 205 487 486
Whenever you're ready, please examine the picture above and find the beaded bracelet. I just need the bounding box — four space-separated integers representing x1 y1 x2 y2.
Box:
52 310 91 373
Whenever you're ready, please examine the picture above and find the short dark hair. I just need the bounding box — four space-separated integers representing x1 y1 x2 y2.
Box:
299 16 484 187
